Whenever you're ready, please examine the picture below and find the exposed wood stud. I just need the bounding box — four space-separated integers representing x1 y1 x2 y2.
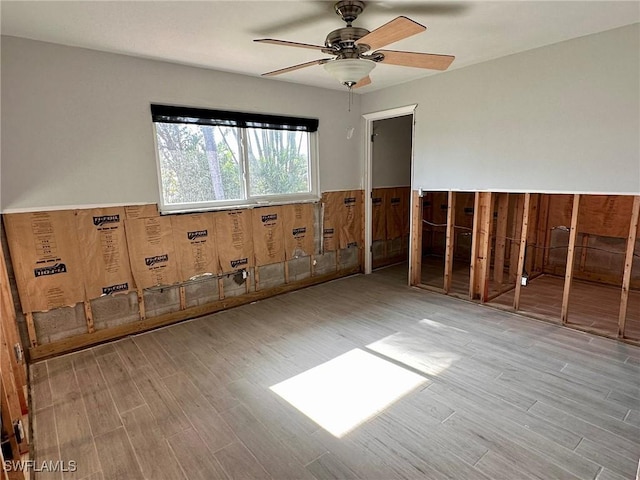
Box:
83 301 95 334
0 380 21 461
25 312 38 348
536 194 550 272
494 193 509 286
284 261 290 284
525 194 540 275
0 318 27 457
255 266 260 291
513 193 531 311
179 286 187 310
468 192 480 299
443 191 456 293
409 190 422 286
476 192 493 302
618 195 640 338
218 278 225 300
137 289 146 321
509 194 525 283
0 242 27 412
561 194 581 325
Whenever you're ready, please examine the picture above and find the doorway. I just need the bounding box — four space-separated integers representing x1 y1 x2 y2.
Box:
363 105 416 275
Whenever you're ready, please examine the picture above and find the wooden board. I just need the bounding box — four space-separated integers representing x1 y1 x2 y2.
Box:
321 192 341 252
397 186 411 236
371 189 387 242
170 213 219 281
561 194 581 324
387 187 407 240
76 207 135 299
282 203 315 259
493 193 509 286
410 190 422 286
252 206 285 266
618 195 640 337
124 204 159 220
0 236 28 411
125 216 179 289
214 209 254 273
339 190 364 249
513 194 531 310
4 210 85 312
444 192 456 293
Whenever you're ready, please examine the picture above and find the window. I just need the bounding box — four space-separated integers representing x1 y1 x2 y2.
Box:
151 104 319 213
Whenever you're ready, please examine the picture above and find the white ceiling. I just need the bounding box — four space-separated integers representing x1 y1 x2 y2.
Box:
1 1 638 93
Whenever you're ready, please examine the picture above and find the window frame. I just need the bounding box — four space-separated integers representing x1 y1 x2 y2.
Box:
151 105 320 214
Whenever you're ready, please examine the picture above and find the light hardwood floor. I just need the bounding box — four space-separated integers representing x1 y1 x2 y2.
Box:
30 265 640 479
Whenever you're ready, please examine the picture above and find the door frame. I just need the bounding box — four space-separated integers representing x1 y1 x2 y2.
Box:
362 104 417 275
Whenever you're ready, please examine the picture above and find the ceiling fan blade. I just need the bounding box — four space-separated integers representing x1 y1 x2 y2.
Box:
252 2 334 36
262 59 332 77
355 16 425 51
376 50 455 71
254 39 327 51
353 76 372 89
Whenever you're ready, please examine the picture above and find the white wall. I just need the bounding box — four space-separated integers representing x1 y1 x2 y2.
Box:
0 37 363 212
362 24 640 195
3 24 639 212
372 115 412 188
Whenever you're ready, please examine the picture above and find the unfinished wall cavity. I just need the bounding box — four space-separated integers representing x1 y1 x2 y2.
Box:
411 191 640 344
3 190 365 359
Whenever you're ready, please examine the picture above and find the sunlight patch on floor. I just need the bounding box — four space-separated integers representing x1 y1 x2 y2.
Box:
270 348 427 438
420 318 469 334
367 331 459 376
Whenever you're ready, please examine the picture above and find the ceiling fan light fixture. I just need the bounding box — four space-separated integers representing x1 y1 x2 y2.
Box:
323 58 375 87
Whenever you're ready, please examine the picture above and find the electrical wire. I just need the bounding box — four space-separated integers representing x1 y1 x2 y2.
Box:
421 219 640 257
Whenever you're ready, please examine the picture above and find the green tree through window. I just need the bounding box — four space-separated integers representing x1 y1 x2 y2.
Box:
156 123 243 204
152 105 317 212
247 128 309 196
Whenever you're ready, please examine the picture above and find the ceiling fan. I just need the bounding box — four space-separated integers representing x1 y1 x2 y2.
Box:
255 0 455 89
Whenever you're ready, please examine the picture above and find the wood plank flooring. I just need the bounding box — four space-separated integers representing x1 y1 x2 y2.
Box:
30 264 640 479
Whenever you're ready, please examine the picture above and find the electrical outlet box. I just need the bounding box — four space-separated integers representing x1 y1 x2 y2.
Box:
521 276 528 286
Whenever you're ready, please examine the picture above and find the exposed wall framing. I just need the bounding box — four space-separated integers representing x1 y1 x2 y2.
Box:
419 191 476 297
2 191 365 361
0 233 28 479
412 190 640 345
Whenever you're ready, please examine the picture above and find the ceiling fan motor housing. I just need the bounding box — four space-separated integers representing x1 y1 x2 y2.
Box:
334 0 366 25
325 27 371 58
257 0 455 87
